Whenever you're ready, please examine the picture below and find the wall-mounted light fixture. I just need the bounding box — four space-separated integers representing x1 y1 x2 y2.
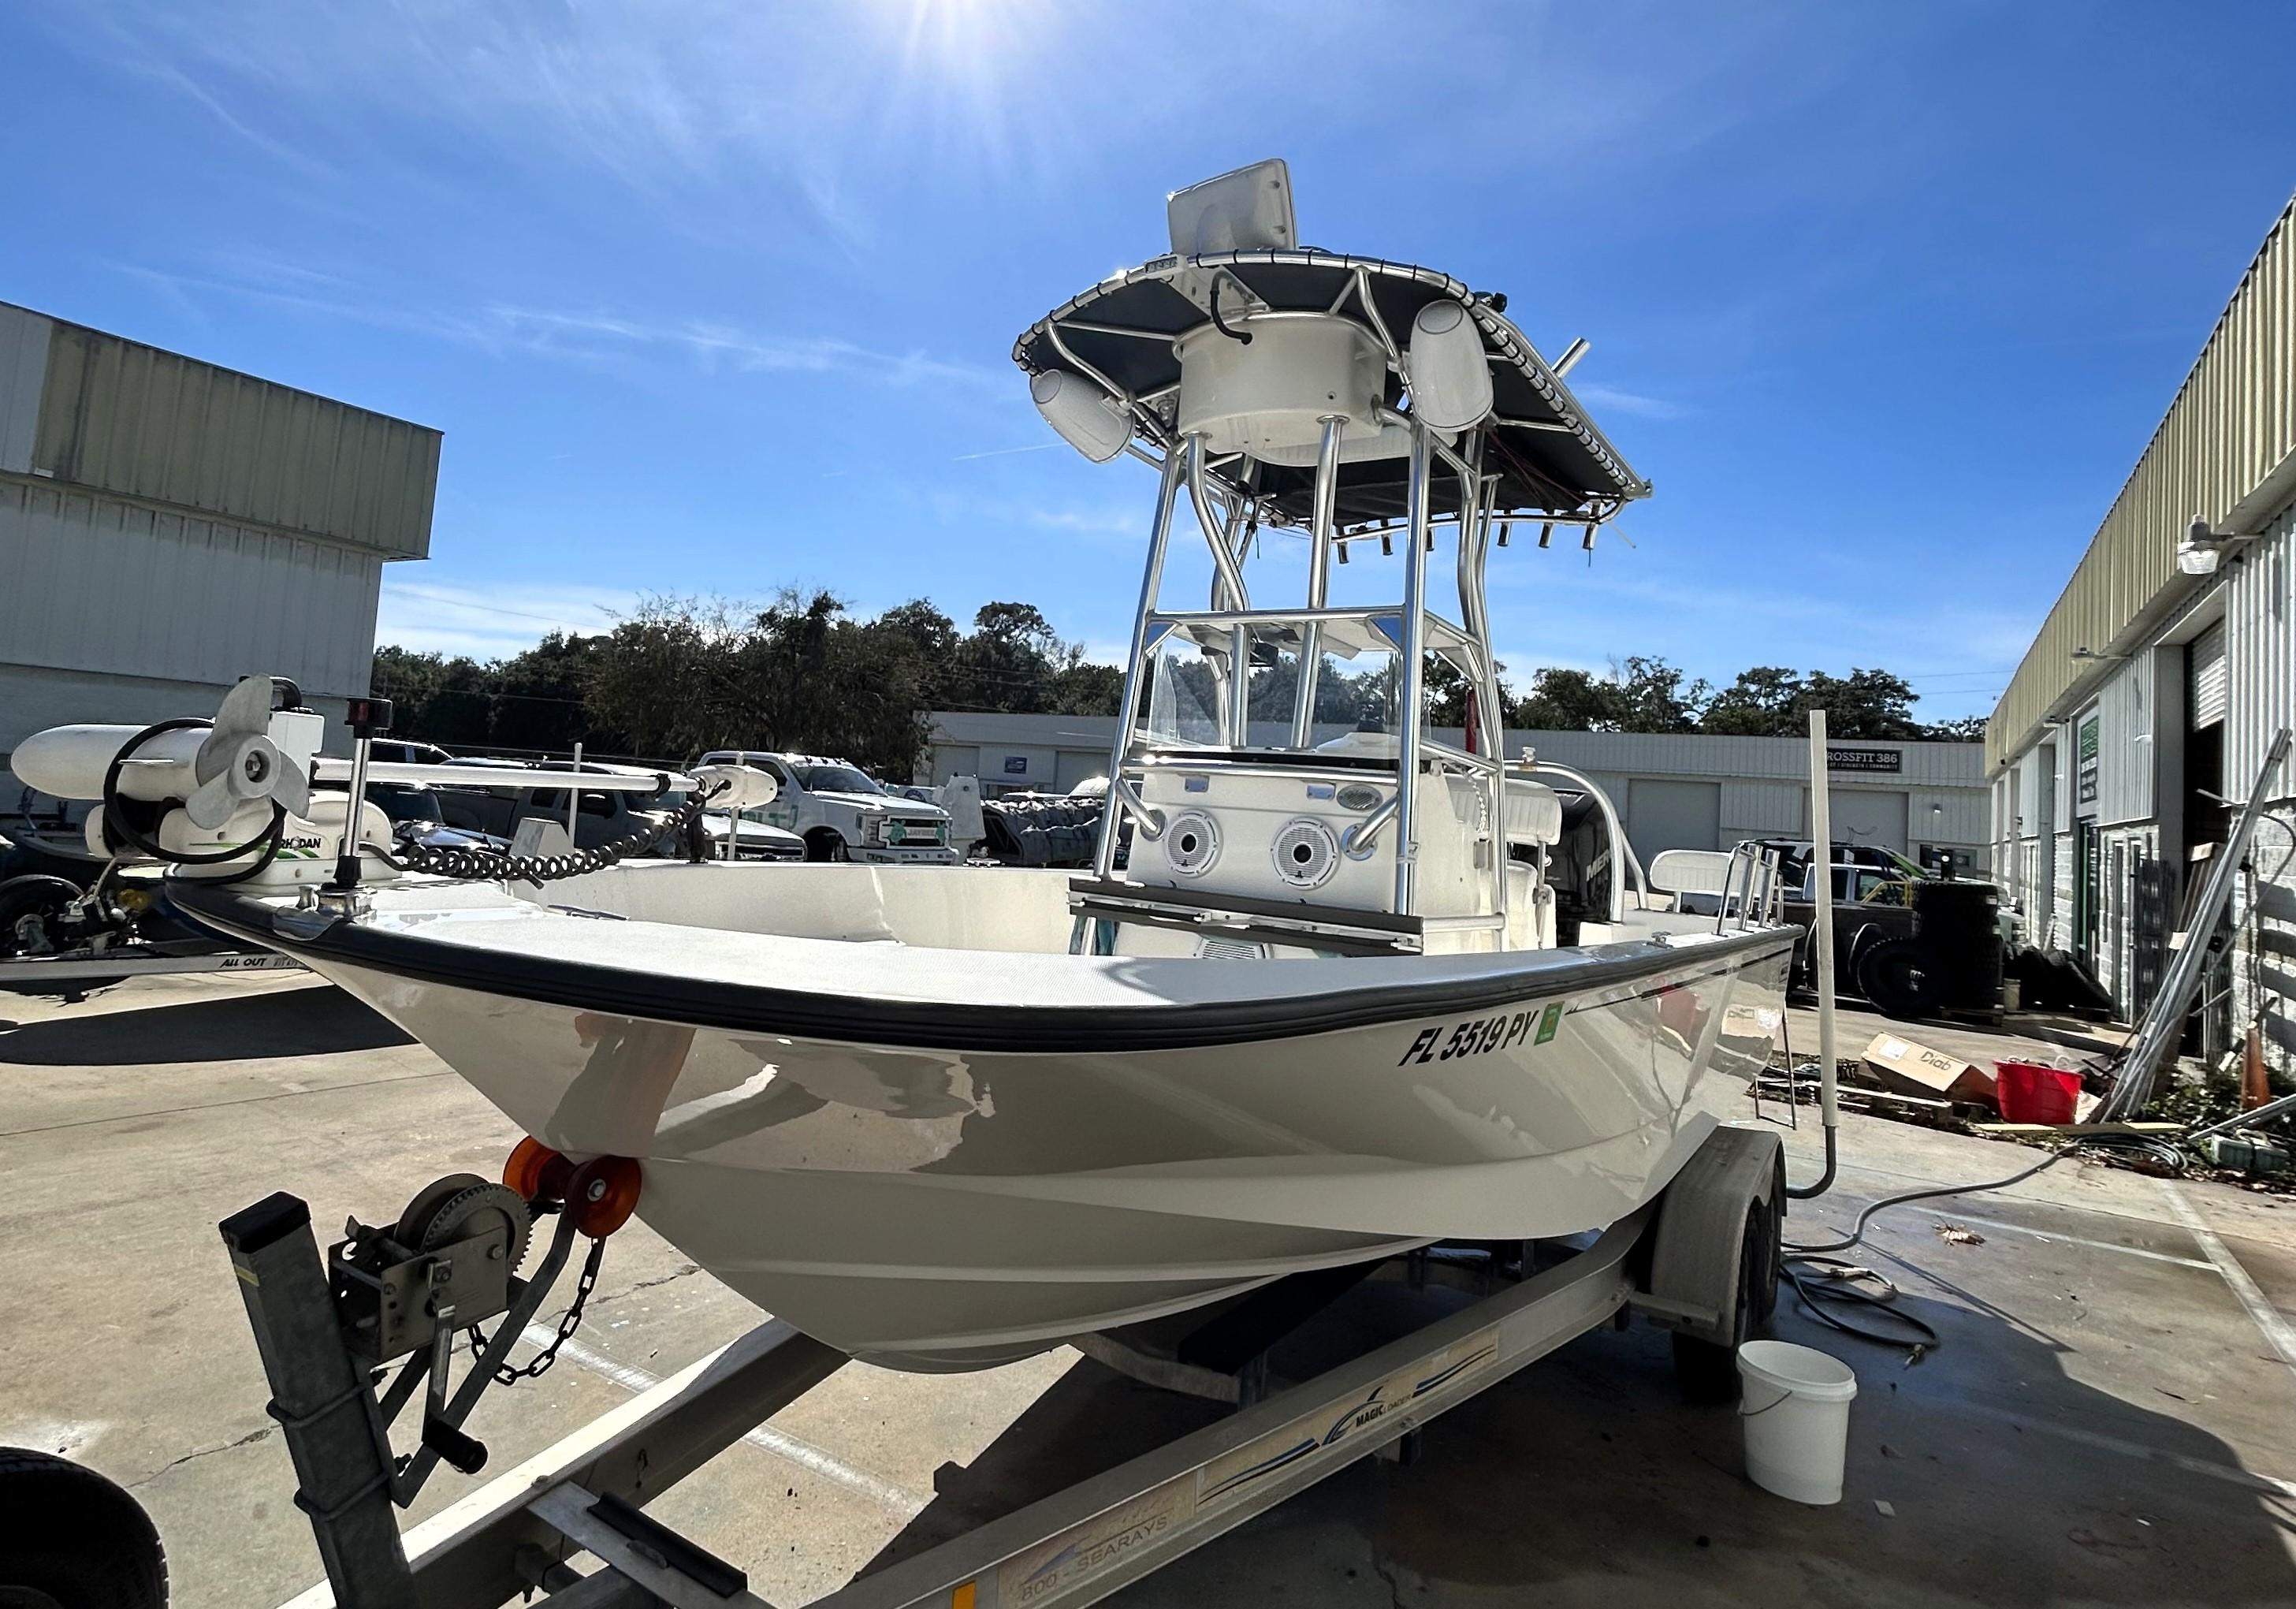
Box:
2178 515 2251 576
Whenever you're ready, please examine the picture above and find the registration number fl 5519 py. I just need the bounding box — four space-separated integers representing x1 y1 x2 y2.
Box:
1397 1004 1561 1066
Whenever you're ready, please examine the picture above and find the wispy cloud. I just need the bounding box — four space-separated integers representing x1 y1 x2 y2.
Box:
1025 505 1144 537
1571 383 1691 421
106 259 1001 391
378 580 636 658
952 442 1061 462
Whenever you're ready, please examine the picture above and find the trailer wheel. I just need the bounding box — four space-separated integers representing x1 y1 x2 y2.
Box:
0 877 82 959
0 1449 167 1609
1858 937 1940 1020
1670 1193 1779 1406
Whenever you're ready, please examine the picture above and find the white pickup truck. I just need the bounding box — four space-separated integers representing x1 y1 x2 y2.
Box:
696 750 958 865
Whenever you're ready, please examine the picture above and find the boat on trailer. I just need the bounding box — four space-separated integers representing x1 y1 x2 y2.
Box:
51 160 1797 1372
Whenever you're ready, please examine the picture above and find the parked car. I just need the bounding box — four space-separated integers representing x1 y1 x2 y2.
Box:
366 739 459 768
368 782 512 854
696 751 957 865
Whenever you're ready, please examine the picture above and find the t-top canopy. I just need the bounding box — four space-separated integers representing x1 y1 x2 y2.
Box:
1012 250 1650 527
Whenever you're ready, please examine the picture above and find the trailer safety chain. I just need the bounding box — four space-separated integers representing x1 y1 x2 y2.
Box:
472 1236 607 1385
381 782 726 886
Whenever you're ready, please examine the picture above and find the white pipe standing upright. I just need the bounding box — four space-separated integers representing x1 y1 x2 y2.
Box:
1808 710 1839 1138
568 743 583 843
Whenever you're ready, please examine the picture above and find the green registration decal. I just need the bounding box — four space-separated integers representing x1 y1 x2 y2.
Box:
1535 1003 1562 1045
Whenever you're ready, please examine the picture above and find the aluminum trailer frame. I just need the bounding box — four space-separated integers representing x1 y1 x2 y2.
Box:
233 1126 1783 1609
0 948 302 988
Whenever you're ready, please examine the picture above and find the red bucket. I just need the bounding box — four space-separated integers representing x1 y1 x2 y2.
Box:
1995 1060 2082 1125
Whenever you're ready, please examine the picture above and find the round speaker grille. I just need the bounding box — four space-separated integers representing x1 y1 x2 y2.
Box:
1271 818 1341 889
1163 810 1221 877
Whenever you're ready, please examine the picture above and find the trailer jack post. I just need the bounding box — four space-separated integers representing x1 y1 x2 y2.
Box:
218 1192 420 1609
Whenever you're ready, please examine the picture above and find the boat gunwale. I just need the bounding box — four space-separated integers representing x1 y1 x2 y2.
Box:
169 881 1795 1055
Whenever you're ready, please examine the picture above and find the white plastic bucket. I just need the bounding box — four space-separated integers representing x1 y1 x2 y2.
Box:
1737 1339 1859 1504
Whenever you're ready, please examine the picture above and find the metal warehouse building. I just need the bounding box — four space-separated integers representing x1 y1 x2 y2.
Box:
1989 195 2296 1049
927 710 1989 866
0 300 439 768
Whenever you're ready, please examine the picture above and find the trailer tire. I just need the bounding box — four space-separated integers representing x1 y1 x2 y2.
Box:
0 1448 167 1609
0 877 82 959
1845 922 1887 989
1670 1194 1778 1406
1858 937 1940 1020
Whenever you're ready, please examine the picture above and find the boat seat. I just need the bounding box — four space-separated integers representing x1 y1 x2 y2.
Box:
1503 778 1562 847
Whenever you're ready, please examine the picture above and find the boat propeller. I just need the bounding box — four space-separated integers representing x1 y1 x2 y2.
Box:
180 676 313 829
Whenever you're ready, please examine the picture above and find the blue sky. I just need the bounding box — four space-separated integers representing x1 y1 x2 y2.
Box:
5 2 2293 721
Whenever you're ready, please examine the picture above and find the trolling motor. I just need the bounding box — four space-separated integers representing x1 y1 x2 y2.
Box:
12 676 784 894
11 676 372 888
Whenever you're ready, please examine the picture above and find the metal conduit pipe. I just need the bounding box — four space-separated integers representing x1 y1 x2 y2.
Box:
1788 709 1840 1199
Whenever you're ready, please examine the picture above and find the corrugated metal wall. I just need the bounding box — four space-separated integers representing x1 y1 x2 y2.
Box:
0 479 380 697
24 312 440 558
2075 654 2156 826
1910 786 1989 844
1502 728 1982 788
0 304 48 474
1721 780 1803 836
2225 503 2296 792
1990 196 2296 770
927 713 1993 858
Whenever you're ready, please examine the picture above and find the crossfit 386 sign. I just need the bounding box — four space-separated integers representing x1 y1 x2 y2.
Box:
1827 747 1902 774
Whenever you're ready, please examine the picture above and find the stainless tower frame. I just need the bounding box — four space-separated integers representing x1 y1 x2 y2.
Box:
1088 408 1524 939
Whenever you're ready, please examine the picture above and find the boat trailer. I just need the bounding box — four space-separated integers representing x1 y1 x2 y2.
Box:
214 1123 1784 1609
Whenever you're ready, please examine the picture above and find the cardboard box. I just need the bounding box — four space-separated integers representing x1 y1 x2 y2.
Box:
1861 1033 1997 1104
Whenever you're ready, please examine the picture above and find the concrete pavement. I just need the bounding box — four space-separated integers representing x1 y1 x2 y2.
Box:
3 974 2293 1607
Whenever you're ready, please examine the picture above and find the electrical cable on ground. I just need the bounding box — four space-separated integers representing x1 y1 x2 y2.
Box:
1777 1130 2193 1358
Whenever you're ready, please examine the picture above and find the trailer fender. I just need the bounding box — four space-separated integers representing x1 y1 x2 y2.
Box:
1635 1124 1783 1344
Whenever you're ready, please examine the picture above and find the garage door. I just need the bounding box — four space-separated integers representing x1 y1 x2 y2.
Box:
1054 748 1104 793
2190 620 2227 729
1831 789 1909 853
1626 779 1721 856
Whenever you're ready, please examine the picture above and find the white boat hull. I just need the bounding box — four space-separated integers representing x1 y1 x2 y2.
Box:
177 871 1794 1370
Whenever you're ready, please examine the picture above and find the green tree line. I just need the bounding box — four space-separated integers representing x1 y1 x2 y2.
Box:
372 594 1983 775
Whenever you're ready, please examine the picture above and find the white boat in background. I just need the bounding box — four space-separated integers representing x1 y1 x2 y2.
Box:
40 161 1797 1369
